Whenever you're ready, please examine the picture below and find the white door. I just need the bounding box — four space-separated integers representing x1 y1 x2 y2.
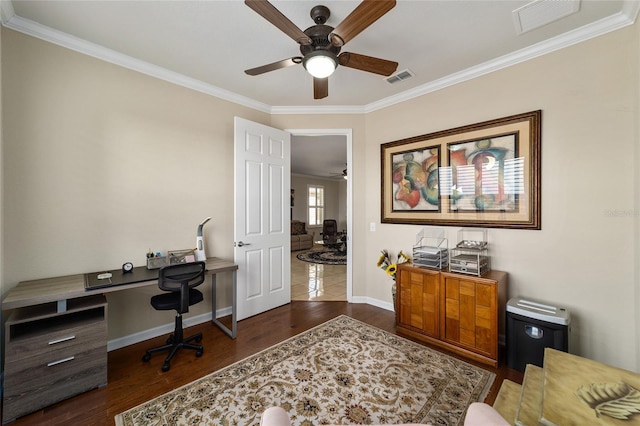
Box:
234 117 291 321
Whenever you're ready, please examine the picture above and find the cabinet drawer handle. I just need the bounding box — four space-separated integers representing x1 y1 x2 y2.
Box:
47 356 75 367
48 335 76 345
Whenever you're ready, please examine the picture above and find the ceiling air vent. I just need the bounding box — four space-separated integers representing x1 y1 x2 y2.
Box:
385 69 414 84
513 0 581 34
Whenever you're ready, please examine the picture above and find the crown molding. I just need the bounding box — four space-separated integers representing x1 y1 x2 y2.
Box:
271 104 365 115
1 0 637 116
1 12 272 114
623 0 640 22
0 0 15 24
364 6 640 114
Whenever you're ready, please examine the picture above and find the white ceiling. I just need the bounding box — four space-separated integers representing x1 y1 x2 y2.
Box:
1 0 637 177
291 134 347 179
2 0 638 112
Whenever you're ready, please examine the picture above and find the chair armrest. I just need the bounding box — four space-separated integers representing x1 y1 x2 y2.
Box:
260 407 291 426
260 406 425 426
464 403 510 426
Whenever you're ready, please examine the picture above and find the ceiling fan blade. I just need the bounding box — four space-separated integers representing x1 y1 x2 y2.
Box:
329 0 396 47
245 57 302 76
314 78 328 100
245 0 312 45
338 52 398 76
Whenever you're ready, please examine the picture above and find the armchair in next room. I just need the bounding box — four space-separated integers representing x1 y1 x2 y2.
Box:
321 219 338 244
291 220 314 251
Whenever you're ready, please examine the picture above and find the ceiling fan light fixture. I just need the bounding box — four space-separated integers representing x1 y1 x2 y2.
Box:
303 51 337 79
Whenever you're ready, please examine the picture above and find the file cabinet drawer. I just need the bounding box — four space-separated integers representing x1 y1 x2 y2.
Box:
5 314 106 361
2 295 107 424
3 346 107 409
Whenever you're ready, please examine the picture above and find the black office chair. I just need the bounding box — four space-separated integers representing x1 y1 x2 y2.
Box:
322 219 339 244
142 261 206 372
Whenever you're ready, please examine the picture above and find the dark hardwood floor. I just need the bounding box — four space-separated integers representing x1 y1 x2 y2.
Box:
8 301 523 425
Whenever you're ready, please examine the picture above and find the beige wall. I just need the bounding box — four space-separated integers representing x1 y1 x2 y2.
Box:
361 24 639 369
635 19 640 371
2 21 639 369
1 28 269 338
0 25 3 343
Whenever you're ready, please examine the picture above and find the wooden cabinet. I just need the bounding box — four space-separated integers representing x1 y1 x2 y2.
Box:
396 264 507 367
3 295 108 423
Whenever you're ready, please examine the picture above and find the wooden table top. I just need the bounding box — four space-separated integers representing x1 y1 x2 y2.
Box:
2 257 238 311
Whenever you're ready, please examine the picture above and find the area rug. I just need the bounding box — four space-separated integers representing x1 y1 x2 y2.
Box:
296 249 346 265
115 315 494 426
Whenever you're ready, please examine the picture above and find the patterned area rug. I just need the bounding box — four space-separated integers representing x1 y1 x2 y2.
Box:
115 316 494 426
296 249 346 265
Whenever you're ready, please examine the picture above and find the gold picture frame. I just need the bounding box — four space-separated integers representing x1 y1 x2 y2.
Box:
381 110 541 229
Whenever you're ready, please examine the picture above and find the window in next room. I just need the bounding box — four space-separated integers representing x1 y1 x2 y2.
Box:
308 185 324 226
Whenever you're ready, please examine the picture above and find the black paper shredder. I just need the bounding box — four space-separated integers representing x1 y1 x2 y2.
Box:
506 297 571 372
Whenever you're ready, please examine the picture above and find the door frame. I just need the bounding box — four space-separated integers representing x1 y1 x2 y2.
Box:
286 128 353 303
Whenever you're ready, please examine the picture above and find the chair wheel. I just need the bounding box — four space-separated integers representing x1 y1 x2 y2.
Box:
195 335 203 343
162 363 171 372
166 337 173 344
196 349 203 357
142 353 151 362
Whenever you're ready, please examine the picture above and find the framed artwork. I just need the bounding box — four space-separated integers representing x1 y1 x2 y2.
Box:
381 110 541 229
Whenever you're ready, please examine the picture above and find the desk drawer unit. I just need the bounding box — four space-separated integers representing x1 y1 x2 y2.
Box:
3 295 108 424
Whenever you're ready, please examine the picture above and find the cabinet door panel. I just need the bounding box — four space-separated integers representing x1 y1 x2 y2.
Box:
460 294 475 331
445 298 459 319
399 283 412 326
475 326 492 353
397 266 439 338
422 284 438 336
420 272 439 336
445 279 459 300
445 317 459 341
460 328 475 347
460 281 475 296
442 274 498 358
476 283 493 306
476 305 492 328
410 277 424 328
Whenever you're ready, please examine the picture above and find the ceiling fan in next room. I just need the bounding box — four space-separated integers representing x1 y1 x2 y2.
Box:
330 167 348 180
244 0 398 99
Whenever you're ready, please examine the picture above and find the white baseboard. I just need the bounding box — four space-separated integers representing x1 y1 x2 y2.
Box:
351 295 394 313
107 306 232 352
107 299 394 352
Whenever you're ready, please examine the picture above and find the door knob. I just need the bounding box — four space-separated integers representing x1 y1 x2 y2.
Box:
236 241 251 247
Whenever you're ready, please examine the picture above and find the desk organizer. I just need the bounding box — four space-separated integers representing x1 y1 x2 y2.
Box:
449 228 490 276
412 227 448 270
147 256 169 270
168 249 197 265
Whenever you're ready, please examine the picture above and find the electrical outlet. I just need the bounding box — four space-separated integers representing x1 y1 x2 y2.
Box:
370 222 376 232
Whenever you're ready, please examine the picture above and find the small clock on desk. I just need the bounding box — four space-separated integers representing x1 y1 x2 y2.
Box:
122 262 134 273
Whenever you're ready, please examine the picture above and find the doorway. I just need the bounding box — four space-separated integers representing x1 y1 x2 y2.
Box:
287 128 352 303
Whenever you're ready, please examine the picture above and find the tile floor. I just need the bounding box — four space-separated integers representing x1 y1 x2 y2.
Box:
291 245 347 301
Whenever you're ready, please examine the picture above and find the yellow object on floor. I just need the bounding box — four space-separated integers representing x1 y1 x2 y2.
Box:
493 379 521 424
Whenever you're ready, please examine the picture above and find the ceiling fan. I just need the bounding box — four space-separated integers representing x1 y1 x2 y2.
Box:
330 166 348 180
244 0 398 100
